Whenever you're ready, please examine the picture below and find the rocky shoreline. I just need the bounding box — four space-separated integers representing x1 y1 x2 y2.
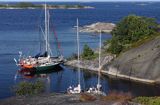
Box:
65 54 156 84
0 93 139 105
80 22 116 33
65 35 160 84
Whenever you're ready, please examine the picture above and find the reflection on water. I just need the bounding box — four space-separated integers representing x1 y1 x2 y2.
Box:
15 65 160 97
18 65 63 78
15 65 64 94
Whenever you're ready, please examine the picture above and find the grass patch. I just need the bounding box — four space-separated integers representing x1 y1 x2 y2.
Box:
133 97 160 105
121 34 160 54
131 35 157 48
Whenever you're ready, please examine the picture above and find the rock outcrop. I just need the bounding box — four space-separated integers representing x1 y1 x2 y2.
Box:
66 54 115 71
104 36 160 83
66 36 160 83
80 22 116 33
0 94 138 105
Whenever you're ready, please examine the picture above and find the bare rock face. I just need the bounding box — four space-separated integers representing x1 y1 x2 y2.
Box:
66 54 115 71
105 36 160 82
80 22 116 33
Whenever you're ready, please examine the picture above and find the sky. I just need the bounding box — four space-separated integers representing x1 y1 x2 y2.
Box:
0 0 160 2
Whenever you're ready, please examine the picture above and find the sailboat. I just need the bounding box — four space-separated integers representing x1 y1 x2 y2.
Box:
87 30 105 95
67 18 81 94
14 3 64 72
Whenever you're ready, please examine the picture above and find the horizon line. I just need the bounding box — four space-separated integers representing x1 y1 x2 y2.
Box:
0 0 160 2
0 1 160 2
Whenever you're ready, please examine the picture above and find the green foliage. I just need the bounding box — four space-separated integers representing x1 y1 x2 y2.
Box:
82 44 97 60
16 2 35 8
0 4 7 7
107 37 123 54
63 5 83 8
103 39 111 46
111 15 157 43
13 81 45 96
0 2 86 9
131 34 156 48
107 15 158 54
75 5 84 8
133 97 160 105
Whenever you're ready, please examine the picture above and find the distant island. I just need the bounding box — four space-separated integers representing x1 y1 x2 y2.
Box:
0 2 94 9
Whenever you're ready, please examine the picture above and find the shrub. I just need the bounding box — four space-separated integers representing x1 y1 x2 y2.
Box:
81 44 96 60
13 80 45 96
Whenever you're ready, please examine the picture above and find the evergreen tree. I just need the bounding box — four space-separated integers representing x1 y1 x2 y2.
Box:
82 44 94 60
108 15 158 54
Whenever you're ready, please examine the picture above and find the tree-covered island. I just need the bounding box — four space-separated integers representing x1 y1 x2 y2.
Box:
0 2 94 9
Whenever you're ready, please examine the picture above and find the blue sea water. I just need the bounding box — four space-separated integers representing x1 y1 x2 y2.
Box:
0 2 160 99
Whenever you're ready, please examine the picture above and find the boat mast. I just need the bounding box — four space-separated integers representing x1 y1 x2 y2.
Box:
77 18 81 93
97 30 102 93
45 2 48 55
47 8 50 56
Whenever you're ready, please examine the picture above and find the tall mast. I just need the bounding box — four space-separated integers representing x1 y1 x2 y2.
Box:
77 18 81 93
47 9 50 56
45 3 48 54
97 30 102 92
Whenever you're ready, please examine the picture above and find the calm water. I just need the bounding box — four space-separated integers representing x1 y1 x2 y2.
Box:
0 2 160 99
